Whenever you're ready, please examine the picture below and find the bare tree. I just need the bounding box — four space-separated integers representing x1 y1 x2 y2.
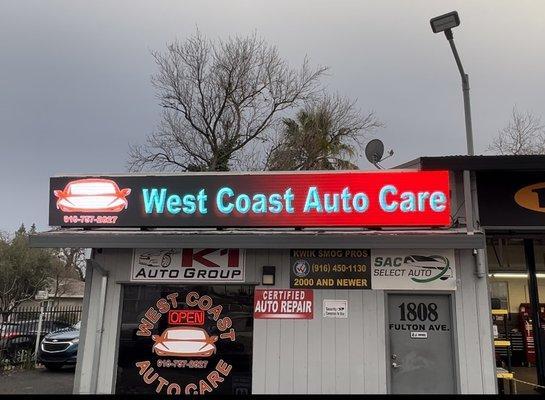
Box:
265 94 383 170
55 248 87 281
487 106 545 155
47 259 80 308
128 31 327 172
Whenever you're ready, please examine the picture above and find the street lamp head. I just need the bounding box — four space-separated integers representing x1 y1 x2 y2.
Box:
430 11 460 34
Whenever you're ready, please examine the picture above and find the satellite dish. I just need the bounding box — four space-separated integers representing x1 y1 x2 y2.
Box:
365 139 385 165
365 139 394 169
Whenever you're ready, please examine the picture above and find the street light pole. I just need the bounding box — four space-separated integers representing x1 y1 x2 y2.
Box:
430 11 475 156
430 11 476 236
444 28 474 156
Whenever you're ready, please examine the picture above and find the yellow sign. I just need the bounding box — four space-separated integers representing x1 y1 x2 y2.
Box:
514 183 545 213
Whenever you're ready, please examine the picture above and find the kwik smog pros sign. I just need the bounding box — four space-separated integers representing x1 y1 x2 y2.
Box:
48 171 450 228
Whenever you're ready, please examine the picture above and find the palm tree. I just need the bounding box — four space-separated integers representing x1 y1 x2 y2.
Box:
266 95 382 170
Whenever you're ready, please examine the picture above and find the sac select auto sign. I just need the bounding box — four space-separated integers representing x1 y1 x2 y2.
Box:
49 171 450 228
371 249 456 290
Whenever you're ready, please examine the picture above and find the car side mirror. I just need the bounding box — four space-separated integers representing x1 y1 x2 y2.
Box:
120 188 131 196
151 335 159 342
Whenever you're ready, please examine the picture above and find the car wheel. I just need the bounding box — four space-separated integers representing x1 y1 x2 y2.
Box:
44 363 64 371
8 346 34 365
161 254 171 267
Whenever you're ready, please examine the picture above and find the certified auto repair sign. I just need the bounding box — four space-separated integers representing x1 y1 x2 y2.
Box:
131 248 245 282
253 289 313 319
371 249 456 290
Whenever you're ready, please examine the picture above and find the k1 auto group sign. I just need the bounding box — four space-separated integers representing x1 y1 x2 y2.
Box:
49 171 450 228
131 248 245 282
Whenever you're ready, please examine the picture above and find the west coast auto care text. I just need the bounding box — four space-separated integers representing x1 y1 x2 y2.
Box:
135 291 236 394
142 185 447 216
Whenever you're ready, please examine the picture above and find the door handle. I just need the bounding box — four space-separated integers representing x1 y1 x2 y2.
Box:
392 361 401 369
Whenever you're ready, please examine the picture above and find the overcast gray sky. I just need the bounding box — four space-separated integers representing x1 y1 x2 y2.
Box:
1 0 545 233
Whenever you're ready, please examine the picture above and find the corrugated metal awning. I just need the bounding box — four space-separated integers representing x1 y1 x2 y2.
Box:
30 228 485 249
396 155 545 171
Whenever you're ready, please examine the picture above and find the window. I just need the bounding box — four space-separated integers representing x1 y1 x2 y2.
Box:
490 281 509 310
115 284 254 395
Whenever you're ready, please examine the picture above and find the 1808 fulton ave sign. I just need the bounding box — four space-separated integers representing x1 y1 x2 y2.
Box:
49 171 450 228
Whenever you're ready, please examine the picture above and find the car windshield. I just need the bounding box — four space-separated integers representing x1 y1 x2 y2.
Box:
166 329 205 340
69 181 116 195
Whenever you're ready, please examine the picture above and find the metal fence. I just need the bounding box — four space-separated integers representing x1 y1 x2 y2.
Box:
0 305 82 373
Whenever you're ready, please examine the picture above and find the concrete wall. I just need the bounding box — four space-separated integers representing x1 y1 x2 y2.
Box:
74 246 496 394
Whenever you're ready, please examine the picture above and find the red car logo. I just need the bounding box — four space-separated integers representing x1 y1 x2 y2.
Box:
54 178 131 212
152 327 218 358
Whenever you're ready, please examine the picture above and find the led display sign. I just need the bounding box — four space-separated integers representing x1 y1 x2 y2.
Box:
49 171 450 228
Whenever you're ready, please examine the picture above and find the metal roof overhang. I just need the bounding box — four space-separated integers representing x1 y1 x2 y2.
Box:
396 155 545 172
29 228 485 249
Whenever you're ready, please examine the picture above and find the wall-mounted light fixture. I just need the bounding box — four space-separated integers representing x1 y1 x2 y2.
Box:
489 273 545 278
262 266 276 285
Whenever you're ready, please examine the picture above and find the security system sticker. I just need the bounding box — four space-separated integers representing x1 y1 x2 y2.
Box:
323 299 348 318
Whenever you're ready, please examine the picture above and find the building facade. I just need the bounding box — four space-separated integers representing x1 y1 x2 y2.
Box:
31 168 497 394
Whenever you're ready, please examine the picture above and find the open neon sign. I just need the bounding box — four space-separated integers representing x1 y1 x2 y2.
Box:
168 310 205 326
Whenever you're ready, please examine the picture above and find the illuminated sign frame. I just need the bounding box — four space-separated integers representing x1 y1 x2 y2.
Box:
49 171 451 228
